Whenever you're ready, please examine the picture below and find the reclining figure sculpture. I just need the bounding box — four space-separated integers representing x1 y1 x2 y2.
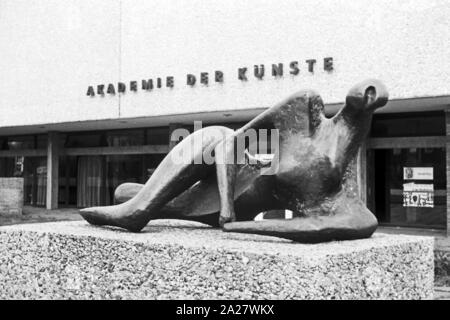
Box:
80 79 388 243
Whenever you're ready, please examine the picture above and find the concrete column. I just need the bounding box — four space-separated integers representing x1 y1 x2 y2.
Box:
46 132 59 210
445 110 450 236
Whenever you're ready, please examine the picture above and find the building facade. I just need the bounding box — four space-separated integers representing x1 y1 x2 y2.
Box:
0 0 450 234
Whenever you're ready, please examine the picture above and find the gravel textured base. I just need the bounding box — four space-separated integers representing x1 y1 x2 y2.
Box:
0 220 434 300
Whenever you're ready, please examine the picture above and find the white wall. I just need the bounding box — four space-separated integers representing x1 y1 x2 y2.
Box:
0 0 121 127
1 0 449 128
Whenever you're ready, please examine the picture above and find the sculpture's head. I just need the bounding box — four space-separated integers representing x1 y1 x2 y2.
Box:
344 79 389 114
324 79 389 170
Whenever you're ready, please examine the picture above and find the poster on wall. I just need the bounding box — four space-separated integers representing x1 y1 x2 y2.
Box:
13 156 24 177
403 167 433 180
403 183 434 208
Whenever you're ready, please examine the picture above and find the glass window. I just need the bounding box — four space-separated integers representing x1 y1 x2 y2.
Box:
371 111 445 137
36 135 47 149
65 132 107 148
58 156 78 206
106 129 144 147
371 147 446 229
22 157 47 206
0 156 47 206
0 137 7 150
76 156 109 207
7 136 35 150
0 157 14 177
105 155 149 202
74 154 167 208
58 133 67 149
146 127 169 145
143 154 166 179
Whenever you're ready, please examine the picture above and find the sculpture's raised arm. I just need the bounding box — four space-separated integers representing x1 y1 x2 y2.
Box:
223 79 388 242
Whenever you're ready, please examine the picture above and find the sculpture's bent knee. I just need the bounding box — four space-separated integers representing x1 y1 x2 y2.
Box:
114 183 144 204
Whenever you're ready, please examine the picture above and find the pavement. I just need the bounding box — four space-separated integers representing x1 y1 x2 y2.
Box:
0 206 449 299
377 226 450 251
0 206 82 226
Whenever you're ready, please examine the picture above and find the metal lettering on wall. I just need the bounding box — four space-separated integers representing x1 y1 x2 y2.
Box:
86 57 334 97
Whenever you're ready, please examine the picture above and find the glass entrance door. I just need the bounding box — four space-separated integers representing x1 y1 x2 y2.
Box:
368 147 446 229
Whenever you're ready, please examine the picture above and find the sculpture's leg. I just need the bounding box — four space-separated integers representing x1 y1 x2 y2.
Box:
80 126 234 232
222 191 377 243
214 135 238 226
110 160 276 223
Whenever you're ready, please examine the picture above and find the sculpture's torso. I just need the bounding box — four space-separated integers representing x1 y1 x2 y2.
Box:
233 123 345 220
275 138 341 214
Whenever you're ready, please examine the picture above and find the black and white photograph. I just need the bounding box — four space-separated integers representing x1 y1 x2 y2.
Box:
0 0 449 306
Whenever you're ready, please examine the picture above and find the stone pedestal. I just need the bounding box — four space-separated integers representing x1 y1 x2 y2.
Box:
0 220 434 299
0 178 24 216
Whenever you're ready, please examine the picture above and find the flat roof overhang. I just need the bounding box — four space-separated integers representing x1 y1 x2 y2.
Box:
0 96 449 136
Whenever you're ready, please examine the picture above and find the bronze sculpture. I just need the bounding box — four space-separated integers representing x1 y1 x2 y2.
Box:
80 79 388 243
